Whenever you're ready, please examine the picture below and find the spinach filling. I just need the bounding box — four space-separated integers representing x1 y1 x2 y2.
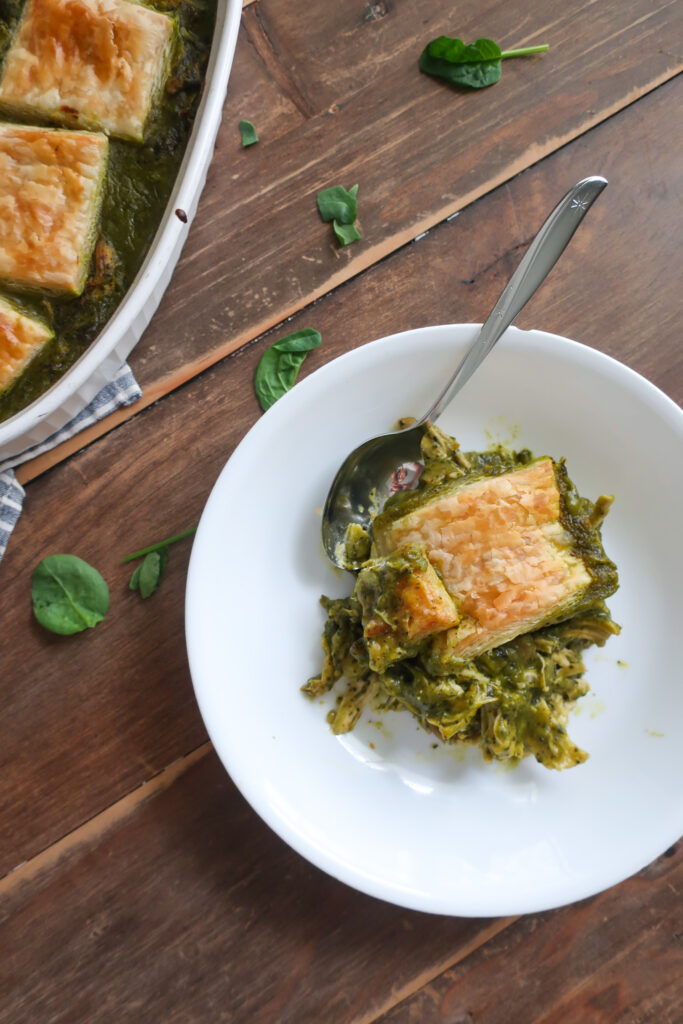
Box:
0 0 217 421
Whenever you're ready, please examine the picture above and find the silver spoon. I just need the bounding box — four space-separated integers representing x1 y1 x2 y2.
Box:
322 175 608 569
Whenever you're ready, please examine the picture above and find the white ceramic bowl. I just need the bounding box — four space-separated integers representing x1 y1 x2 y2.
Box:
186 325 683 916
0 0 242 461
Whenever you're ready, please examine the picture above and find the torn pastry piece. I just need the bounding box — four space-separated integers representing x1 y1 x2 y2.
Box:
0 298 53 395
354 544 460 672
0 0 175 142
0 123 109 295
374 459 592 660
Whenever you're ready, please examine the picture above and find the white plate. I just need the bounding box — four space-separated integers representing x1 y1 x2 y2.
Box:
0 0 242 460
186 325 683 916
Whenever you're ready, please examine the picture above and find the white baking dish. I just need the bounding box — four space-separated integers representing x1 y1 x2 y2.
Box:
0 0 242 461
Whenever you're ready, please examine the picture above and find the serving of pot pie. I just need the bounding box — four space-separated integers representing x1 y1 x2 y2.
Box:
306 424 620 771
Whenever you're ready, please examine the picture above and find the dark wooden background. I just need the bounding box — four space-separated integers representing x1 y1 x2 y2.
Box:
2 0 682 1020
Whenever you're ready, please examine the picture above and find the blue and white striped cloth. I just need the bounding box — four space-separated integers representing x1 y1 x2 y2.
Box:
0 363 141 562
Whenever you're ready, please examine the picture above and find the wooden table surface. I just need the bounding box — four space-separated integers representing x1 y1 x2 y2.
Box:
2 1 682 1020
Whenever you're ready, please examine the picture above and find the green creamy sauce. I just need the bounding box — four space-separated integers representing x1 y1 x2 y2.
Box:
306 425 621 770
0 0 217 421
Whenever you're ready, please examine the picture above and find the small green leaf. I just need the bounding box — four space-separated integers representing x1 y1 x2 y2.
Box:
137 547 169 600
419 35 547 90
420 51 501 88
333 220 362 246
32 554 110 636
419 37 501 89
254 328 322 411
317 185 358 225
129 564 142 591
239 119 259 147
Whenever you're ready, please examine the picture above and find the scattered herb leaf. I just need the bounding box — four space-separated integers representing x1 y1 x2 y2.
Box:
129 564 142 591
317 184 362 247
333 220 363 246
317 184 358 224
32 554 110 635
135 548 169 599
254 328 322 411
123 527 197 563
419 36 548 90
239 119 259 147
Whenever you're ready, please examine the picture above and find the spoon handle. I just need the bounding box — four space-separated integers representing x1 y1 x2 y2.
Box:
423 175 608 424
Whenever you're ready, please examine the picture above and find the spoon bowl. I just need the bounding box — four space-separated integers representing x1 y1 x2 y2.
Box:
322 175 608 569
322 421 425 563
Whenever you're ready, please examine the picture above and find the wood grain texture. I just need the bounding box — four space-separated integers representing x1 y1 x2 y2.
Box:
223 12 305 145
0 743 211 897
376 844 683 1024
0 750 514 1024
2 78 681 877
14 0 683 480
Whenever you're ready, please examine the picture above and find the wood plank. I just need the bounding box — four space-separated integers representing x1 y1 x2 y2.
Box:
0 750 514 1023
375 842 683 1023
3 80 681 875
221 12 305 146
14 0 683 479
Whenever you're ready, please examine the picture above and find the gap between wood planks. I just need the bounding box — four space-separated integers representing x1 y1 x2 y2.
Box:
14 66 679 489
354 915 519 1024
242 3 317 117
0 742 211 895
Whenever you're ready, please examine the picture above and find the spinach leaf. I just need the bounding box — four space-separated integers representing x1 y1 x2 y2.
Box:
136 548 169 599
317 184 358 225
129 564 142 591
32 554 110 635
333 220 363 246
420 37 502 88
239 119 259 147
254 328 322 411
317 184 362 247
419 36 548 90
129 548 168 598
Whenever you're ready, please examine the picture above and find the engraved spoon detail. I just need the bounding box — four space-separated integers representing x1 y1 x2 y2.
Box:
321 175 608 569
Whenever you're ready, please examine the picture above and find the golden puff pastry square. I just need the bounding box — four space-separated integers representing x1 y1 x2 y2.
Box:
0 123 109 295
375 458 591 659
0 0 175 142
0 297 53 394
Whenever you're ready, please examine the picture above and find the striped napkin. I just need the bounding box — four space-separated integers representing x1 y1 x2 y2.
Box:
0 363 141 563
